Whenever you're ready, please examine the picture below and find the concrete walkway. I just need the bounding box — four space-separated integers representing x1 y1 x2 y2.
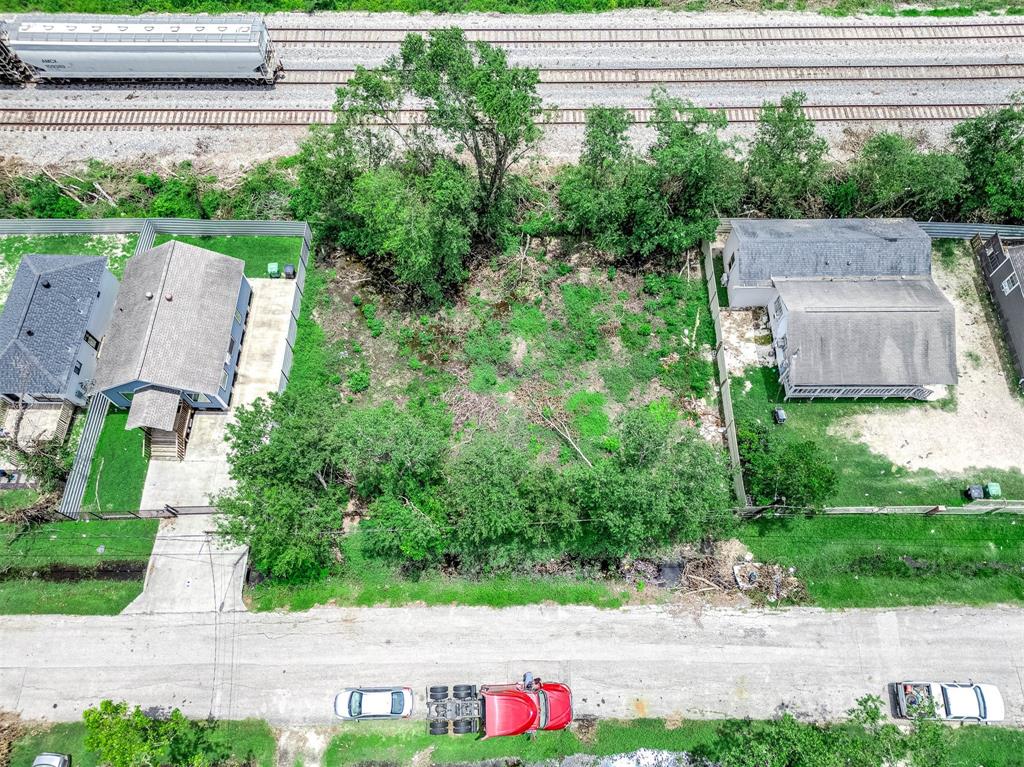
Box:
128 278 294 613
121 515 247 615
1 605 1022 726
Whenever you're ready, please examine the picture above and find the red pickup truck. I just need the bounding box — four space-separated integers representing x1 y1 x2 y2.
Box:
426 673 573 738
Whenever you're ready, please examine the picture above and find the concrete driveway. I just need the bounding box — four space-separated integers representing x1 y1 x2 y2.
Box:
131 278 296 613
1 605 1022 726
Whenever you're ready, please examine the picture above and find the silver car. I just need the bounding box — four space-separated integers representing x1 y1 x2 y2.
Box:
334 687 414 720
31 755 71 767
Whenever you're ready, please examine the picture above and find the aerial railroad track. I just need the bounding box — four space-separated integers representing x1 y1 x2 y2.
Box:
267 21 1024 45
0 103 1010 130
276 62 1024 86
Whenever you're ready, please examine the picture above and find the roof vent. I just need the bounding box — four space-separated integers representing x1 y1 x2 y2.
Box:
25 329 34 337
41 280 51 289
164 293 173 302
145 291 154 300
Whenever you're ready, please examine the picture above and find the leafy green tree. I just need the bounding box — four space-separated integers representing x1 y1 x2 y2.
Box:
348 160 476 304
82 701 223 767
646 92 744 254
953 101 1024 222
614 401 676 470
398 28 543 224
739 423 837 510
558 97 741 262
746 92 828 218
361 492 449 564
830 132 965 219
217 483 344 582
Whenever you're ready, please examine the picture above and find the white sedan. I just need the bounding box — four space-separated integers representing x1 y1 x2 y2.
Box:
895 681 1005 723
334 687 414 720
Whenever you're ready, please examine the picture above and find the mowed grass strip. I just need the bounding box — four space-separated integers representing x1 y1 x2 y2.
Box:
81 410 149 514
323 718 1024 767
742 514 1024 607
10 720 276 767
152 234 304 279
732 367 1024 507
0 578 144 615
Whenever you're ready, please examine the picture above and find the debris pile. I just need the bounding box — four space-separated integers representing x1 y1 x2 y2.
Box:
619 540 806 603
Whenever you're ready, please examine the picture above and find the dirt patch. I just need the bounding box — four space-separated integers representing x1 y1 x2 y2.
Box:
274 726 333 767
836 249 1024 474
0 712 26 767
720 308 774 373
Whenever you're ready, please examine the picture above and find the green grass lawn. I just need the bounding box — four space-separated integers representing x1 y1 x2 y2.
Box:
0 488 40 511
742 514 1024 607
10 720 276 767
732 367 1024 507
0 514 157 615
323 718 1024 767
153 234 303 279
0 233 138 305
81 410 149 514
0 578 144 615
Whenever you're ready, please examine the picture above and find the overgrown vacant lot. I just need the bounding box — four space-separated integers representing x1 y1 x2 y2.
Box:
242 244 728 610
0 233 137 305
743 514 1024 607
324 246 718 445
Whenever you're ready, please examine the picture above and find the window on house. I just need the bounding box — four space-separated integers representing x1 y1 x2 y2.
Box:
234 309 243 325
195 393 211 404
773 296 784 318
84 331 100 351
122 391 135 402
778 335 788 351
73 360 82 375
219 369 229 390
1003 272 1020 295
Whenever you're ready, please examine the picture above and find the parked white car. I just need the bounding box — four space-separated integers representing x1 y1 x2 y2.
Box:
334 687 414 720
895 681 1005 723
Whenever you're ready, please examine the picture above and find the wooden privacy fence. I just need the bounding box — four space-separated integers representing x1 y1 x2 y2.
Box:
702 240 747 504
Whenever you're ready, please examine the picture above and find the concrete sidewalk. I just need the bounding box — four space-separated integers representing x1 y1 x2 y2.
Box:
1 605 1022 726
122 515 247 614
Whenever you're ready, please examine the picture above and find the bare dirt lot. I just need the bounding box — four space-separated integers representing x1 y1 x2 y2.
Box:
837 248 1024 474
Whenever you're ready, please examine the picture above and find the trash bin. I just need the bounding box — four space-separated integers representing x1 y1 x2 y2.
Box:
267 262 280 278
965 484 984 501
284 263 296 280
985 482 1002 499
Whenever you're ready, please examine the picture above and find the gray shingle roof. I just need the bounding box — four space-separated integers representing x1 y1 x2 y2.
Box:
777 278 957 387
730 218 932 286
125 387 180 431
94 241 245 395
0 255 106 396
1005 243 1024 282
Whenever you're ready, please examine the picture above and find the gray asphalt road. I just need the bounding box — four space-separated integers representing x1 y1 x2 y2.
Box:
2 604 1023 726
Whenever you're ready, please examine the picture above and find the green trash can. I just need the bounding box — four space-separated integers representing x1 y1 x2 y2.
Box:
985 482 1002 499
267 262 280 278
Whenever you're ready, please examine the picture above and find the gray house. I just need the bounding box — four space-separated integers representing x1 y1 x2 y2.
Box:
94 240 251 460
722 218 932 308
717 218 957 400
0 254 118 409
974 234 1024 389
769 278 958 399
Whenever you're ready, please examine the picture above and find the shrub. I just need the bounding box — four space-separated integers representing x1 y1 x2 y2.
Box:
738 423 838 510
953 101 1024 222
746 91 828 218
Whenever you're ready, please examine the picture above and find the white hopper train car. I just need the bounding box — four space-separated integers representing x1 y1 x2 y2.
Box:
0 15 280 83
